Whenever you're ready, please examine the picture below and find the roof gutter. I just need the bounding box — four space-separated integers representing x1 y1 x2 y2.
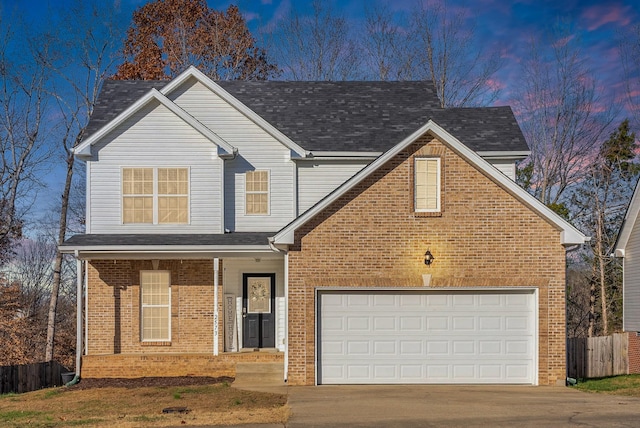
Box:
294 151 381 161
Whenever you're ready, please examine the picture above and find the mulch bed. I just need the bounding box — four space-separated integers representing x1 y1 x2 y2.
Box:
66 376 234 390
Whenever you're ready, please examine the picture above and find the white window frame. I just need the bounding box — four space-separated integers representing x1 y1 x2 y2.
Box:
414 157 441 213
121 167 190 225
122 167 154 224
140 270 171 342
245 169 270 215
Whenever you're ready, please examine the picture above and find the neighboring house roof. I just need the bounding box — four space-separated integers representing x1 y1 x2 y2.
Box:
614 180 640 257
272 120 587 247
84 68 529 155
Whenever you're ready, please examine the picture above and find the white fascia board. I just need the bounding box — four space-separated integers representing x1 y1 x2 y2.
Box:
307 151 382 158
161 66 308 158
76 250 284 260
273 120 587 246
476 150 531 160
74 88 236 159
614 179 640 255
59 244 273 253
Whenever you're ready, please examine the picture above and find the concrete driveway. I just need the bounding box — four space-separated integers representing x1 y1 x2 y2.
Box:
283 385 640 427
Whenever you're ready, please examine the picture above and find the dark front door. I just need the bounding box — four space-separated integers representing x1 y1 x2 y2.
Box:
242 273 275 348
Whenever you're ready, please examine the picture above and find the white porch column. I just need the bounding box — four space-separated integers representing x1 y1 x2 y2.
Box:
214 257 220 356
284 252 289 382
75 251 83 376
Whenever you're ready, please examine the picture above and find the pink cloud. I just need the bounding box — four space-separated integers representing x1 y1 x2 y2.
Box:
582 4 632 31
552 35 574 49
486 78 505 91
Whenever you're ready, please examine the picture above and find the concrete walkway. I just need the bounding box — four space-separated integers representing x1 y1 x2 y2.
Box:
281 385 640 427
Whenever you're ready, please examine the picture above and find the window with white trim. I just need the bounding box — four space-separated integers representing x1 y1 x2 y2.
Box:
122 168 153 223
158 168 188 223
415 158 441 212
245 170 269 215
122 167 189 224
140 271 171 341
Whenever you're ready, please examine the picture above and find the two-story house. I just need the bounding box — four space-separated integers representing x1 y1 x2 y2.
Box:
60 66 586 386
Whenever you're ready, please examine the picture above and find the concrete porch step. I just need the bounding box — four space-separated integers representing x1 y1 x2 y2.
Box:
232 362 285 388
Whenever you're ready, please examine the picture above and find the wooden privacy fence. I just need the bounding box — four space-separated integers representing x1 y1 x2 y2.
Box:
567 333 628 379
0 361 69 394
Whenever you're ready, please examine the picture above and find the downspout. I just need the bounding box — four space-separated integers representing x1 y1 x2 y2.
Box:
66 250 83 386
214 257 219 356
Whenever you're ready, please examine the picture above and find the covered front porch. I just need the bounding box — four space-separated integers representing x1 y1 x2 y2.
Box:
59 233 288 381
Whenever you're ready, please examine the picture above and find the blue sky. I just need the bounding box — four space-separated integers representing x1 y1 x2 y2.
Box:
4 0 640 229
8 0 639 106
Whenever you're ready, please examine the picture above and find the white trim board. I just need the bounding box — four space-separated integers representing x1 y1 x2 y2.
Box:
75 88 236 159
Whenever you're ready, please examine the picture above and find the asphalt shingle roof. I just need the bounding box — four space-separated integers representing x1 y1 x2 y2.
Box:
86 79 528 153
60 233 274 248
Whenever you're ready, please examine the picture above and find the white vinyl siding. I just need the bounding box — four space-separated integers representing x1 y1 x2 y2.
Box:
415 158 440 212
167 77 295 232
88 100 223 233
297 161 370 214
624 214 640 331
140 271 171 341
488 159 516 181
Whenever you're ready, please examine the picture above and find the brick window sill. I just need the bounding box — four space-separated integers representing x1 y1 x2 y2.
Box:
413 211 443 218
141 341 172 347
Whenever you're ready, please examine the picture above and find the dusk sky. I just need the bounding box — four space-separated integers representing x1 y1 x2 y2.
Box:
8 0 640 108
4 0 640 225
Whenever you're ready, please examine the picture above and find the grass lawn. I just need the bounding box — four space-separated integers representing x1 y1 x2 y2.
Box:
0 382 288 427
574 374 640 397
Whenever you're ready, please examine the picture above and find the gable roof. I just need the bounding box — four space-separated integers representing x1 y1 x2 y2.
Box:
614 180 640 257
75 88 236 159
271 120 587 246
84 69 529 156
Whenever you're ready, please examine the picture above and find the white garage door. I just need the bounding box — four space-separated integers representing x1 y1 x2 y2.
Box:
318 289 536 384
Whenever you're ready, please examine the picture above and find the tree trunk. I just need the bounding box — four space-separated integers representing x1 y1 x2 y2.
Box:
588 266 596 337
45 152 74 362
596 211 609 335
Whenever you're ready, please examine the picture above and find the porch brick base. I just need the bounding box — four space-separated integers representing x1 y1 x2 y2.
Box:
81 353 284 379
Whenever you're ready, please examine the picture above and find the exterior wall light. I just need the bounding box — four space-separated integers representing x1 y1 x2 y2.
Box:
424 249 434 266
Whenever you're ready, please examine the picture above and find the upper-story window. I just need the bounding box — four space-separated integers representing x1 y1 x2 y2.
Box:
245 170 269 215
122 167 189 224
414 158 441 212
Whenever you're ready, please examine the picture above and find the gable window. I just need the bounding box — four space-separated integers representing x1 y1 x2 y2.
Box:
415 158 441 212
245 170 269 215
122 167 189 224
140 271 171 341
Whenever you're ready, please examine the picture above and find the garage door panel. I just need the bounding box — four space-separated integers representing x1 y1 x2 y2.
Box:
452 316 475 330
426 316 448 330
318 290 536 384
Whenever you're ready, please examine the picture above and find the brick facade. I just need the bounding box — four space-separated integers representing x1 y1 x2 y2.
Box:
286 136 567 386
629 332 640 374
86 259 223 356
82 352 283 378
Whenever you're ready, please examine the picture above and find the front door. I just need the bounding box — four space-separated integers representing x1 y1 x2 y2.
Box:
242 273 275 348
